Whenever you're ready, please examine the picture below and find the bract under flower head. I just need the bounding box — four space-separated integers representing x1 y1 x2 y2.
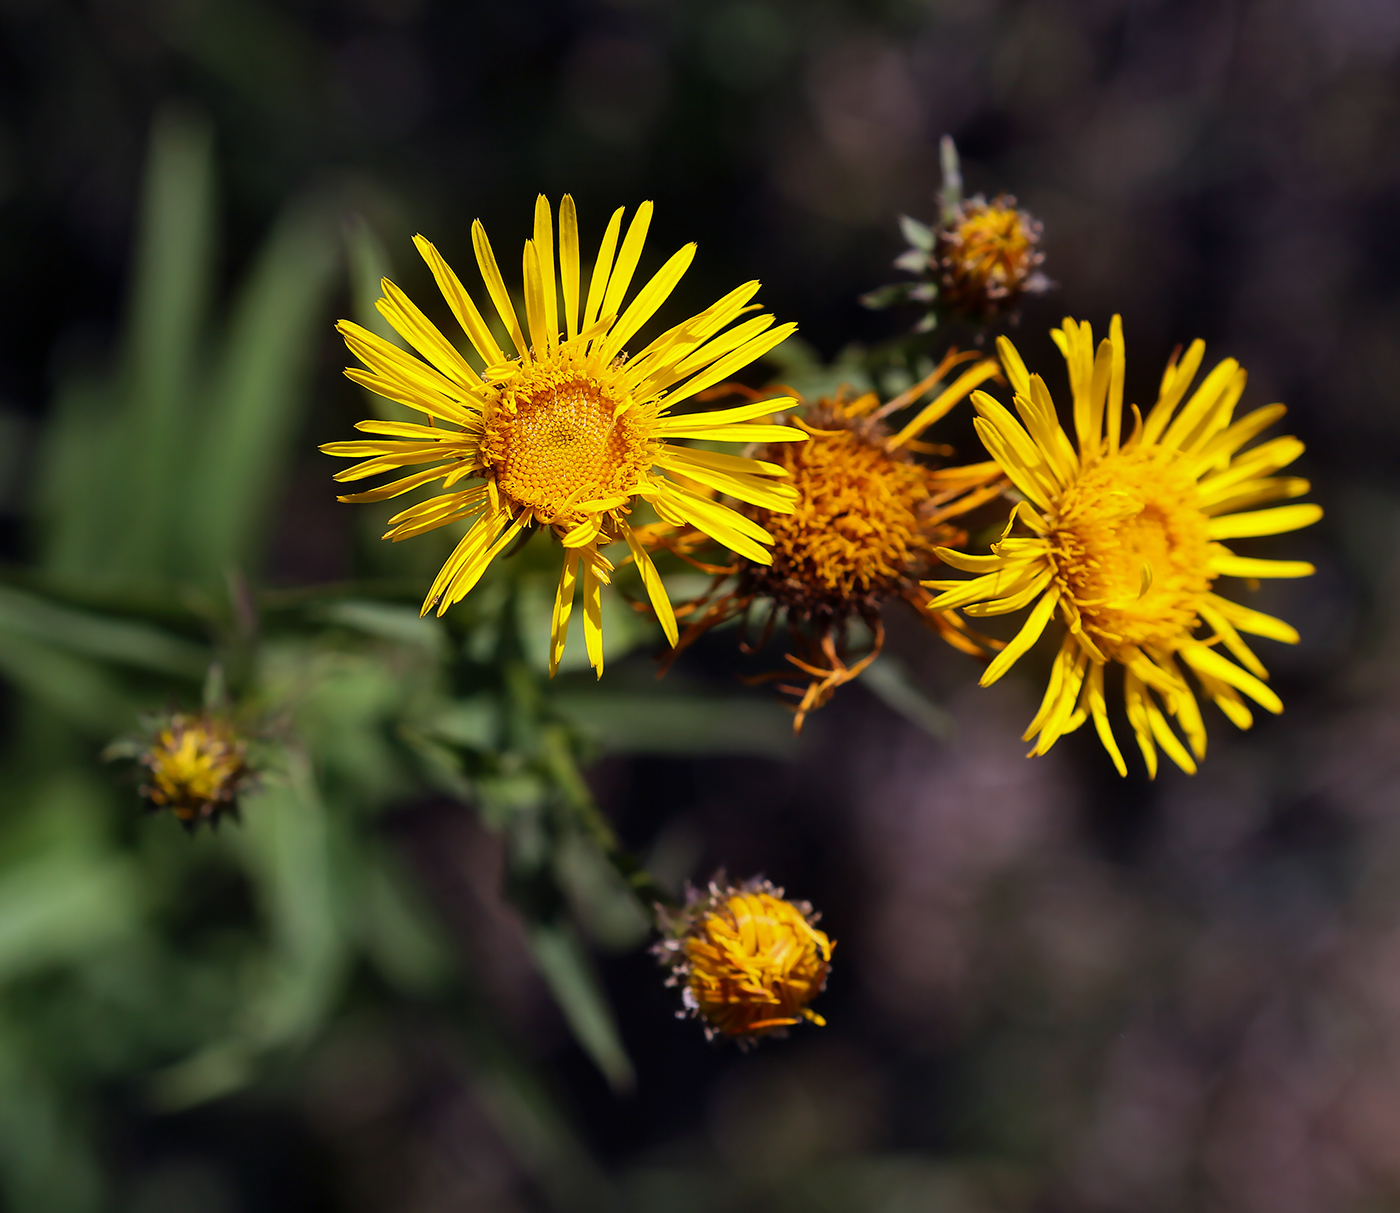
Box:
654 877 834 1043
323 195 808 679
659 353 1007 729
139 712 249 829
925 316 1322 777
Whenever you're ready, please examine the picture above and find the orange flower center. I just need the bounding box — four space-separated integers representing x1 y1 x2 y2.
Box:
753 426 941 608
480 367 654 524
1049 449 1212 651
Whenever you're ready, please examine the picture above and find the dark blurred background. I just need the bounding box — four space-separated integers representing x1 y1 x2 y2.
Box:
2 0 1400 1210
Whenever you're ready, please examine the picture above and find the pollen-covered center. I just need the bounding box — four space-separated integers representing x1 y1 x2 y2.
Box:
481 367 653 523
1050 450 1212 650
749 428 944 612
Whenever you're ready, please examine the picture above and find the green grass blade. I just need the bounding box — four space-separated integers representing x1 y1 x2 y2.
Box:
527 920 635 1092
183 196 340 581
0 586 207 677
114 107 216 580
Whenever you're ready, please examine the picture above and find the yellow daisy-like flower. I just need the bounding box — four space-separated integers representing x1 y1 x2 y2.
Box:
322 196 805 676
654 877 834 1043
925 316 1322 777
140 712 249 829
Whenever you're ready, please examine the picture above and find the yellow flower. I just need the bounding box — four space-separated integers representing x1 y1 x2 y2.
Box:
661 353 1006 729
936 194 1047 320
925 317 1321 777
140 712 249 829
654 877 834 1042
323 196 805 677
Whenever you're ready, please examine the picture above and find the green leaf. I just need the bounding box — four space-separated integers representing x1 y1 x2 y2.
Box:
0 586 207 677
151 750 348 1108
182 196 340 581
32 372 121 581
898 213 935 251
0 632 130 733
939 133 964 223
859 282 917 310
346 214 403 348
526 920 635 1092
0 854 138 983
0 1030 103 1213
113 106 216 580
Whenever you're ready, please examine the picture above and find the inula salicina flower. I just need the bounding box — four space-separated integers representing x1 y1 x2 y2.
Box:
654 877 833 1043
662 353 1006 729
138 712 251 829
926 317 1321 777
323 196 807 677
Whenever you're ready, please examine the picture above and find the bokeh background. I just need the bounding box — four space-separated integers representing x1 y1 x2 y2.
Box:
1 0 1398 1210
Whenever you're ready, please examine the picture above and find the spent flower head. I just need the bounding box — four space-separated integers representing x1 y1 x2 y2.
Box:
657 351 1007 730
654 876 834 1044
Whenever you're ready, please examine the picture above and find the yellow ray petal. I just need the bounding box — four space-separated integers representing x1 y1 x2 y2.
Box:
559 195 581 341
1209 549 1315 579
996 334 1032 398
980 587 1060 686
1106 314 1125 453
1206 503 1322 539
1083 662 1127 776
662 322 799 408
598 243 696 365
657 396 794 431
412 235 506 367
582 553 605 678
549 548 580 676
533 194 558 350
376 280 481 387
334 464 454 503
624 524 679 647
582 206 624 332
471 218 528 356
599 201 654 326
438 511 529 614
886 359 1001 450
654 450 799 511
1205 594 1299 644
1124 670 1158 779
1179 641 1283 714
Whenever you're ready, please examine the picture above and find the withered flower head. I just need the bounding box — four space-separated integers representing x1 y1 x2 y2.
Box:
654 876 833 1044
658 353 1007 729
136 712 250 830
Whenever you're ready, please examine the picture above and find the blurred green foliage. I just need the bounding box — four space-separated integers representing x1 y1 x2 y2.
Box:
0 107 808 1212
